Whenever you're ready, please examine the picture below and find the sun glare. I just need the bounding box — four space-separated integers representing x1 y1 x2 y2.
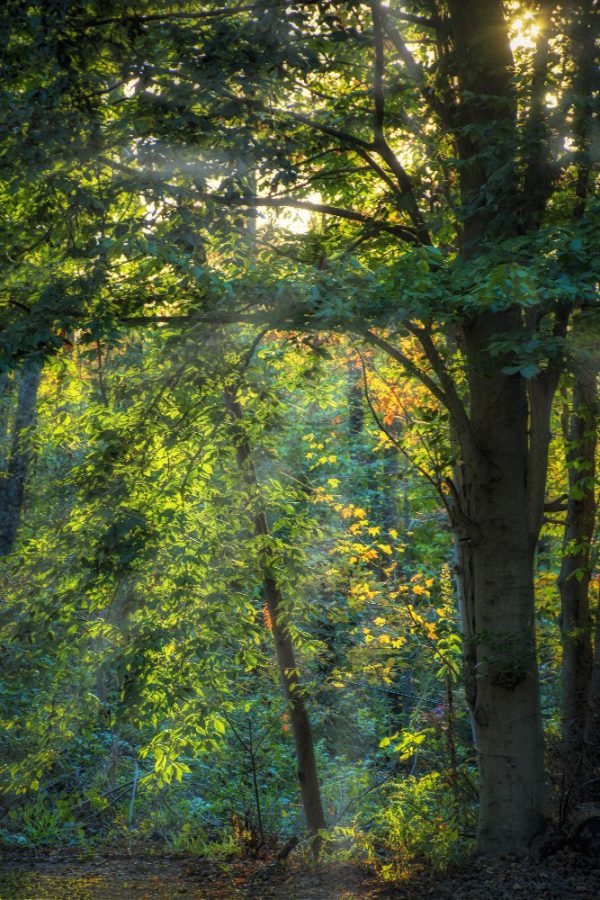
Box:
510 15 540 52
268 192 322 235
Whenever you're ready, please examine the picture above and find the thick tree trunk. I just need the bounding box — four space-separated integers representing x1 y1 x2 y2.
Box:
463 501 544 855
224 386 327 837
455 315 546 856
442 6 547 851
453 493 477 744
559 371 597 775
442 0 559 846
0 357 42 556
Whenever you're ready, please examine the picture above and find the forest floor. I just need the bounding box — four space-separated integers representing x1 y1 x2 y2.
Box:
0 846 599 899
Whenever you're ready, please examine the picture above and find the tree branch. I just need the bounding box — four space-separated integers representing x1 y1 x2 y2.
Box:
86 3 262 28
544 495 568 513
520 1 558 230
527 305 569 538
407 324 473 447
359 328 449 409
370 0 386 144
369 1 431 243
381 10 458 132
357 350 451 512
386 9 442 30
276 104 375 154
246 195 417 240
105 155 420 242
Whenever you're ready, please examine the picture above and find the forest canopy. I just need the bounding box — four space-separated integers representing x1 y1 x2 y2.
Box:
0 0 598 887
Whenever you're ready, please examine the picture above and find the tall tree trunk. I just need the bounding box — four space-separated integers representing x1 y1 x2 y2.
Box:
454 313 546 856
223 385 327 838
559 369 598 792
557 0 597 804
0 371 13 462
441 0 575 852
0 357 42 556
585 584 600 775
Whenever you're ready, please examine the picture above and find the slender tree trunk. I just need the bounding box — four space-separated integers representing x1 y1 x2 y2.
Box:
261 563 328 837
585 583 600 772
559 369 598 792
453 491 478 745
381 448 400 536
0 357 42 556
224 386 327 837
0 372 13 463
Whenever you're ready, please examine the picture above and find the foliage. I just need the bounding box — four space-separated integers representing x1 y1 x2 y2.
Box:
0 0 598 875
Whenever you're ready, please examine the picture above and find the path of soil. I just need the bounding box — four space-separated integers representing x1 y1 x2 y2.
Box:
0 847 598 898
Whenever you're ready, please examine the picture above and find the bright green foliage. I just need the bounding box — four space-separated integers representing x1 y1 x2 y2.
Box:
0 0 598 874
0 325 478 863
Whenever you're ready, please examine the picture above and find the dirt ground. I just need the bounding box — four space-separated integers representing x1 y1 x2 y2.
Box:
0 847 599 899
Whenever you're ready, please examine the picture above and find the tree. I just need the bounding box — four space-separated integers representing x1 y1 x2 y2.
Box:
559 362 598 801
1 0 598 856
224 378 327 838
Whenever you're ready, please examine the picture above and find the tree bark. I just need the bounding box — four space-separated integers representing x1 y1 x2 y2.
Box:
454 313 546 856
559 369 598 789
223 385 327 838
585 584 600 774
0 357 42 556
